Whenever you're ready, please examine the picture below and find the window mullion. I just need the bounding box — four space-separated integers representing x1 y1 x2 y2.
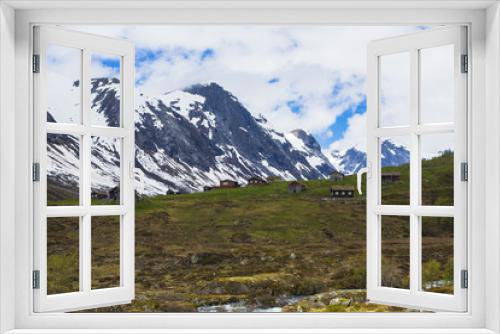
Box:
409 48 420 294
81 48 92 294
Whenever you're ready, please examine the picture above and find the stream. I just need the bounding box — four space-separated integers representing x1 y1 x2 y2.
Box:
197 295 304 313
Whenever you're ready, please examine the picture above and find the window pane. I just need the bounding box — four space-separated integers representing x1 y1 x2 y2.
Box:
379 52 410 127
380 137 410 205
381 215 410 289
421 133 454 206
46 44 81 124
92 216 120 289
47 217 80 294
91 53 121 127
91 136 121 205
420 45 454 124
47 133 80 206
421 217 454 294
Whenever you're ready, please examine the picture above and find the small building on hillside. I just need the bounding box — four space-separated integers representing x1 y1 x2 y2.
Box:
330 171 345 182
267 175 283 183
247 176 268 186
203 186 214 192
107 186 120 201
331 185 355 198
288 181 306 193
219 179 240 188
91 191 107 200
381 172 401 183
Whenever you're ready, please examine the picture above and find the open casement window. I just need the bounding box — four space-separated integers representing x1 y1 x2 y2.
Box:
33 26 135 312
366 26 468 312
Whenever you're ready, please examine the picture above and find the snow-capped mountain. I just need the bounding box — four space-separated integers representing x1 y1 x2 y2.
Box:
47 79 337 196
329 140 410 175
329 146 367 175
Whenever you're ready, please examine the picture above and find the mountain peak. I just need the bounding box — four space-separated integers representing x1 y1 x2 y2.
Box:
330 140 410 175
289 129 321 152
186 82 230 96
254 113 268 124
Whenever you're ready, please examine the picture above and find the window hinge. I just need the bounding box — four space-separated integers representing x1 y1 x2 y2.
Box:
461 162 468 182
461 54 468 73
32 163 40 182
32 54 40 73
461 269 468 289
32 270 40 289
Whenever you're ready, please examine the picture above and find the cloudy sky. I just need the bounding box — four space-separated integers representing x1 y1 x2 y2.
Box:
62 25 454 156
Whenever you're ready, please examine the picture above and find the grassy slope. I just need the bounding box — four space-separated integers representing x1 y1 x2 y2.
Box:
48 153 454 312
128 177 368 311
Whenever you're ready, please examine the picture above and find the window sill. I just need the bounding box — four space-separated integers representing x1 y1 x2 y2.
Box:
3 329 497 334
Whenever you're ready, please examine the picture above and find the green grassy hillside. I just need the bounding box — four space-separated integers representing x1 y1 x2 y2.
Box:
47 153 454 312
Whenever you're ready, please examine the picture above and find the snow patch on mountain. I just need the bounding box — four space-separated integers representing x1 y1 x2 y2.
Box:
160 90 206 120
285 132 309 153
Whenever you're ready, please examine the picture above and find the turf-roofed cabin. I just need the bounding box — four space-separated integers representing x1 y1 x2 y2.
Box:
381 172 401 183
330 171 345 182
330 185 356 198
247 176 268 186
219 179 240 188
288 181 306 193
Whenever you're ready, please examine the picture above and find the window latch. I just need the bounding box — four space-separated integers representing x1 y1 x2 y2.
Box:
356 167 368 195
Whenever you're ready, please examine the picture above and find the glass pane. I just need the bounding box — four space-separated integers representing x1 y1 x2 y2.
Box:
91 136 121 205
421 133 454 206
47 217 80 294
420 45 454 124
380 137 410 205
91 53 121 127
92 216 120 289
381 215 410 289
421 217 454 294
47 133 80 206
46 44 81 124
379 52 410 127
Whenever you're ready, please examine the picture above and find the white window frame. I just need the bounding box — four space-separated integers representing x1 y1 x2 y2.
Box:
32 26 135 313
366 26 468 312
0 1 499 333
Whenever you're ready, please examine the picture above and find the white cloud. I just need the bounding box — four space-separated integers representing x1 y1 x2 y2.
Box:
329 113 367 152
60 24 467 157
421 132 454 159
420 44 454 124
67 25 419 138
379 52 411 127
47 44 81 124
91 54 121 78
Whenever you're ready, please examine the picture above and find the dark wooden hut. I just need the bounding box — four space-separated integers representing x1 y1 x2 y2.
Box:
219 179 240 188
330 171 345 182
106 186 120 201
330 185 355 198
288 181 306 193
267 175 283 182
381 172 401 182
247 176 268 186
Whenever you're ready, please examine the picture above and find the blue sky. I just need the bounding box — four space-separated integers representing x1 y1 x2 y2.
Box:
78 25 423 152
